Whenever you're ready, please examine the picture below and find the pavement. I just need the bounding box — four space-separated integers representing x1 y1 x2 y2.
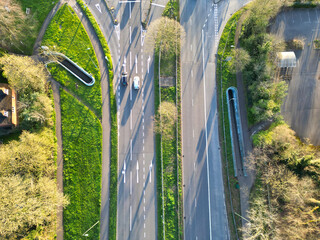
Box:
180 0 250 239
83 0 167 239
270 8 320 146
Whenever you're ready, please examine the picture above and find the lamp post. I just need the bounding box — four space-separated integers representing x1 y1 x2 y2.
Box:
82 220 99 238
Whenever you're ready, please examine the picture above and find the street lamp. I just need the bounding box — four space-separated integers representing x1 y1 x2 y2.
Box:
82 220 99 237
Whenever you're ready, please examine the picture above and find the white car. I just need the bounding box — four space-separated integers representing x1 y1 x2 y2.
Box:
133 76 140 90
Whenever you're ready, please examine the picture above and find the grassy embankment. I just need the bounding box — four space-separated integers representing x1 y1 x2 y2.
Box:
60 89 102 239
17 0 59 54
42 4 102 239
155 1 183 239
42 4 102 117
75 1 118 239
216 10 243 239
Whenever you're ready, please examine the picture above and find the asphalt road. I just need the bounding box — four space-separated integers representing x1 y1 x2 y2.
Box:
84 0 166 239
180 0 249 239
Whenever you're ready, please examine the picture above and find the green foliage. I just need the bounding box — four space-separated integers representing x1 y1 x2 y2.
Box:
42 4 102 117
60 89 102 240
75 1 118 238
163 0 180 21
239 0 288 124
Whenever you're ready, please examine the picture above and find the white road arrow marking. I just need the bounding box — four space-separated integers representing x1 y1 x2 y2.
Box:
141 27 147 46
115 25 120 40
136 161 139 183
95 4 101 13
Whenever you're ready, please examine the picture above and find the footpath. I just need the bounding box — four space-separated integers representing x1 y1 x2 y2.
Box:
32 0 112 239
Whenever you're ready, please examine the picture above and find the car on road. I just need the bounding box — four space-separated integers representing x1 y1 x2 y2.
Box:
121 72 128 86
133 76 140 90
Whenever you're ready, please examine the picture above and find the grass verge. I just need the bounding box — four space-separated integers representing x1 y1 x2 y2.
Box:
42 4 102 117
156 1 183 238
60 89 102 240
75 1 118 239
217 10 242 240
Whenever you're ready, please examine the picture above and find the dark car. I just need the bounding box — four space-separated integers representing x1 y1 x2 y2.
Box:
121 72 128 86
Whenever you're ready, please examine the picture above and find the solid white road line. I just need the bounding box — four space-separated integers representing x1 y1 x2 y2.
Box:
130 109 132 129
135 55 138 73
119 0 140 2
129 2 131 19
147 55 150 73
151 2 165 7
136 161 139 183
129 26 132 44
130 139 132 161
130 78 132 101
130 205 132 231
130 171 132 195
202 29 213 240
149 162 152 183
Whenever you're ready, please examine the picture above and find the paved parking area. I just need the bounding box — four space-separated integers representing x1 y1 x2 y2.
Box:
271 8 320 145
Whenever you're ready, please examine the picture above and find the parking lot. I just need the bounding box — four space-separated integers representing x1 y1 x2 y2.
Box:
271 8 320 145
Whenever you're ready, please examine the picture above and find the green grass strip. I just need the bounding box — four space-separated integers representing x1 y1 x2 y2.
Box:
60 89 102 240
216 10 242 239
155 51 182 240
42 4 102 117
75 1 118 239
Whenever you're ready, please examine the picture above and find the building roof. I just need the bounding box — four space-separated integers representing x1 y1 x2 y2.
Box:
0 83 17 127
277 51 297 68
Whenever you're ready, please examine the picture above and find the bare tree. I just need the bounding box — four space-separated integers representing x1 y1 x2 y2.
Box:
145 17 185 55
154 101 177 138
0 0 37 52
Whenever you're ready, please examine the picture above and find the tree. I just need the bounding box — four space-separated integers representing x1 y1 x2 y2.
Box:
0 0 37 53
19 92 53 125
0 175 68 238
230 48 251 73
0 54 47 94
0 128 56 179
154 101 177 138
145 17 185 55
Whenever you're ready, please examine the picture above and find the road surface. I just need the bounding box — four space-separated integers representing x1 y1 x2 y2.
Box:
180 0 250 239
83 0 167 239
